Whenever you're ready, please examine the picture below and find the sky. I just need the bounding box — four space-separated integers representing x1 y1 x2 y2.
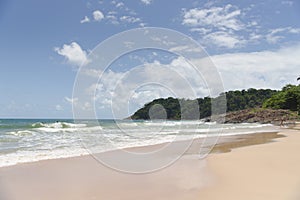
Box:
0 0 300 119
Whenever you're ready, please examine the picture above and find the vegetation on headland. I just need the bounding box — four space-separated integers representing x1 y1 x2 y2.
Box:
131 85 300 123
263 84 300 111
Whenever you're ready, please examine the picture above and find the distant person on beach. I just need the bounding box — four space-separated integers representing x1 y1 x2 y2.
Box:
280 118 284 127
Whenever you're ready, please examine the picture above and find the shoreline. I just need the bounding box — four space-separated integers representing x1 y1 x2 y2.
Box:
0 127 279 169
0 127 293 200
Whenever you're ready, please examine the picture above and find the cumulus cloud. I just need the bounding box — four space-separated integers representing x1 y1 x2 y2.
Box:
266 30 284 44
81 56 212 118
169 44 202 53
65 97 78 105
106 12 119 25
116 2 124 8
182 4 300 49
96 1 145 26
190 27 211 34
182 4 247 49
210 44 300 90
107 63 204 117
266 27 300 44
80 16 90 24
54 42 89 66
183 4 244 31
120 15 141 23
93 10 104 21
203 31 244 49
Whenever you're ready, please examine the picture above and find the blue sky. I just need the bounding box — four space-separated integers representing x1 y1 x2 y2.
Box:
0 0 300 118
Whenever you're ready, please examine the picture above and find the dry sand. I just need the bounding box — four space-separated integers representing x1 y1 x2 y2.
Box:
0 128 300 200
198 128 300 200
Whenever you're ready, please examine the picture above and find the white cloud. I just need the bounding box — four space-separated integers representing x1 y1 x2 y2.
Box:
83 69 103 78
141 0 152 5
266 28 288 43
183 4 244 31
131 90 162 107
82 102 92 111
266 27 300 44
182 4 249 49
210 44 300 90
106 14 119 25
107 11 117 15
80 16 90 24
149 35 176 47
289 28 300 34
120 15 141 23
116 2 124 8
123 41 135 48
82 57 211 118
266 32 283 44
182 3 300 49
203 31 244 49
190 27 211 34
93 10 104 21
139 22 147 27
92 71 123 112
249 33 262 42
65 97 79 105
54 42 88 66
100 2 144 25
169 44 202 53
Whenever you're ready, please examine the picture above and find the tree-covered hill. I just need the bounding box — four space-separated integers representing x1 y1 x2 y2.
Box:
131 88 278 120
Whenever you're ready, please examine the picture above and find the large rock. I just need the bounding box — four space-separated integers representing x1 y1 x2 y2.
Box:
207 108 298 124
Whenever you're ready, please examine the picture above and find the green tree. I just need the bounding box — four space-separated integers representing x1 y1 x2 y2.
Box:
131 88 278 120
263 84 300 114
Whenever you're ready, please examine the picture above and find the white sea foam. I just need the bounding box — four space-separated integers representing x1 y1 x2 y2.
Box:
0 120 279 168
32 122 87 129
8 130 36 136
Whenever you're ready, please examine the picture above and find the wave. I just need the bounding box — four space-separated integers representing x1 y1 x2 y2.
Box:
234 123 274 129
143 120 204 127
0 148 89 168
8 130 36 136
31 122 87 129
0 119 281 168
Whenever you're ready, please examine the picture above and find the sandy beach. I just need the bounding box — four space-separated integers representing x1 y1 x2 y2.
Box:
199 127 300 200
1 127 300 200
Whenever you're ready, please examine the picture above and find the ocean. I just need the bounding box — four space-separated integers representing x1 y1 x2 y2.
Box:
0 119 279 168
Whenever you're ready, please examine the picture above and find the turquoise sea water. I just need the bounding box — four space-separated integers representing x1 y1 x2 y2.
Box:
0 119 279 167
